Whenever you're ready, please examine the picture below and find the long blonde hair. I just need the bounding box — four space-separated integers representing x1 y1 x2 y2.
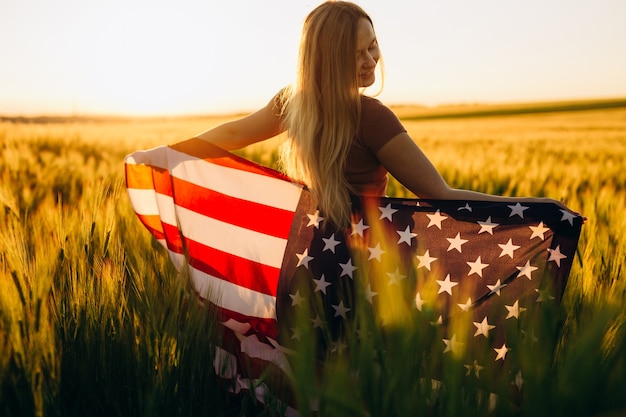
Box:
278 1 376 228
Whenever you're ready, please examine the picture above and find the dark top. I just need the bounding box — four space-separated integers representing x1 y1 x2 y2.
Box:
346 95 407 196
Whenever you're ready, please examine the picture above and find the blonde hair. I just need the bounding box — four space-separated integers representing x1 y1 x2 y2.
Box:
279 1 377 227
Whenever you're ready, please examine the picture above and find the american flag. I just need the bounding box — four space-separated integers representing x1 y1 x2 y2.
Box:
125 138 582 413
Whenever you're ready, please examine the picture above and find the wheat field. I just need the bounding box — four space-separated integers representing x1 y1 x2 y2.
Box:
1 102 625 416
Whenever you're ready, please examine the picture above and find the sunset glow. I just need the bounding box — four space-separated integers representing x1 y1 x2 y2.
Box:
2 0 625 116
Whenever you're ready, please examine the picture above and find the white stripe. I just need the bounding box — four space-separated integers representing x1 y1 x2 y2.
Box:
156 192 178 226
126 188 160 216
222 319 252 334
126 147 303 212
235 333 292 375
126 189 178 228
127 190 287 269
176 205 287 268
214 346 237 379
166 249 187 270
213 346 298 416
125 147 171 168
167 148 302 212
191 265 276 319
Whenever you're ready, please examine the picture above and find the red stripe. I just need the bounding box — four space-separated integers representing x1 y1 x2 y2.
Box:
218 325 296 404
129 158 296 239
196 295 279 339
127 163 173 196
151 166 174 196
125 164 163 189
185 238 280 297
135 213 165 236
171 176 295 239
161 222 184 253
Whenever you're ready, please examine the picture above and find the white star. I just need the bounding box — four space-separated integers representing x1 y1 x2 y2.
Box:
516 260 538 280
458 203 473 212
296 249 314 269
351 218 369 237
289 290 305 307
487 279 507 296
535 288 555 302
521 329 539 345
494 344 509 361
331 340 348 353
477 216 499 235
560 209 577 226
431 315 444 326
458 297 473 312
467 256 489 277
505 300 527 319
416 250 437 270
443 334 464 354
508 203 529 218
312 274 331 294
529 221 550 240
547 245 567 267
415 292 425 311
498 238 521 258
306 210 324 228
290 327 301 341
310 315 324 328
446 232 468 253
332 300 351 319
339 258 357 278
514 371 524 391
367 243 385 262
437 274 458 295
427 210 448 229
387 267 407 286
379 203 398 221
473 317 496 338
363 284 377 304
396 225 417 246
464 360 484 378
322 233 341 253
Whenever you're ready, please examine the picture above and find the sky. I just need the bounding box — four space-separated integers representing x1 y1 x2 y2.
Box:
1 0 625 116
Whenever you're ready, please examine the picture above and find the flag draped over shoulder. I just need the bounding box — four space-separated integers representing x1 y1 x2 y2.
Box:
125 138 583 412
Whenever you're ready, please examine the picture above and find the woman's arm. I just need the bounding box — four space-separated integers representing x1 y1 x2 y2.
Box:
194 95 285 151
377 132 566 207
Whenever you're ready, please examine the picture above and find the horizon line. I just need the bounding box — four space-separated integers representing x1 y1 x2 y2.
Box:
1 95 625 121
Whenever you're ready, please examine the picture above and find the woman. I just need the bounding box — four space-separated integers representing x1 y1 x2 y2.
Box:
128 2 583 403
194 0 568 227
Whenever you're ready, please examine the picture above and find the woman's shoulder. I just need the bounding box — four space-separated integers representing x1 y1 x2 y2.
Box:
361 94 386 109
358 94 406 151
360 95 402 124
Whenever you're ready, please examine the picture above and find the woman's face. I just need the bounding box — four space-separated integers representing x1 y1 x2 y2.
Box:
355 18 380 88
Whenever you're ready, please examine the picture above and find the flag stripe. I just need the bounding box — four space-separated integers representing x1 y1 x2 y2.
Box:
126 188 162 216
170 176 295 238
198 297 278 339
125 163 165 190
189 265 277 319
172 138 297 182
175 206 288 269
213 346 298 416
168 153 302 212
128 196 289 271
128 181 294 242
128 145 303 213
133 213 165 238
186 238 280 296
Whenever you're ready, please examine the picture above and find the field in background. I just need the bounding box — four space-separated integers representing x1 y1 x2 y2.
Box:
1 99 625 416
